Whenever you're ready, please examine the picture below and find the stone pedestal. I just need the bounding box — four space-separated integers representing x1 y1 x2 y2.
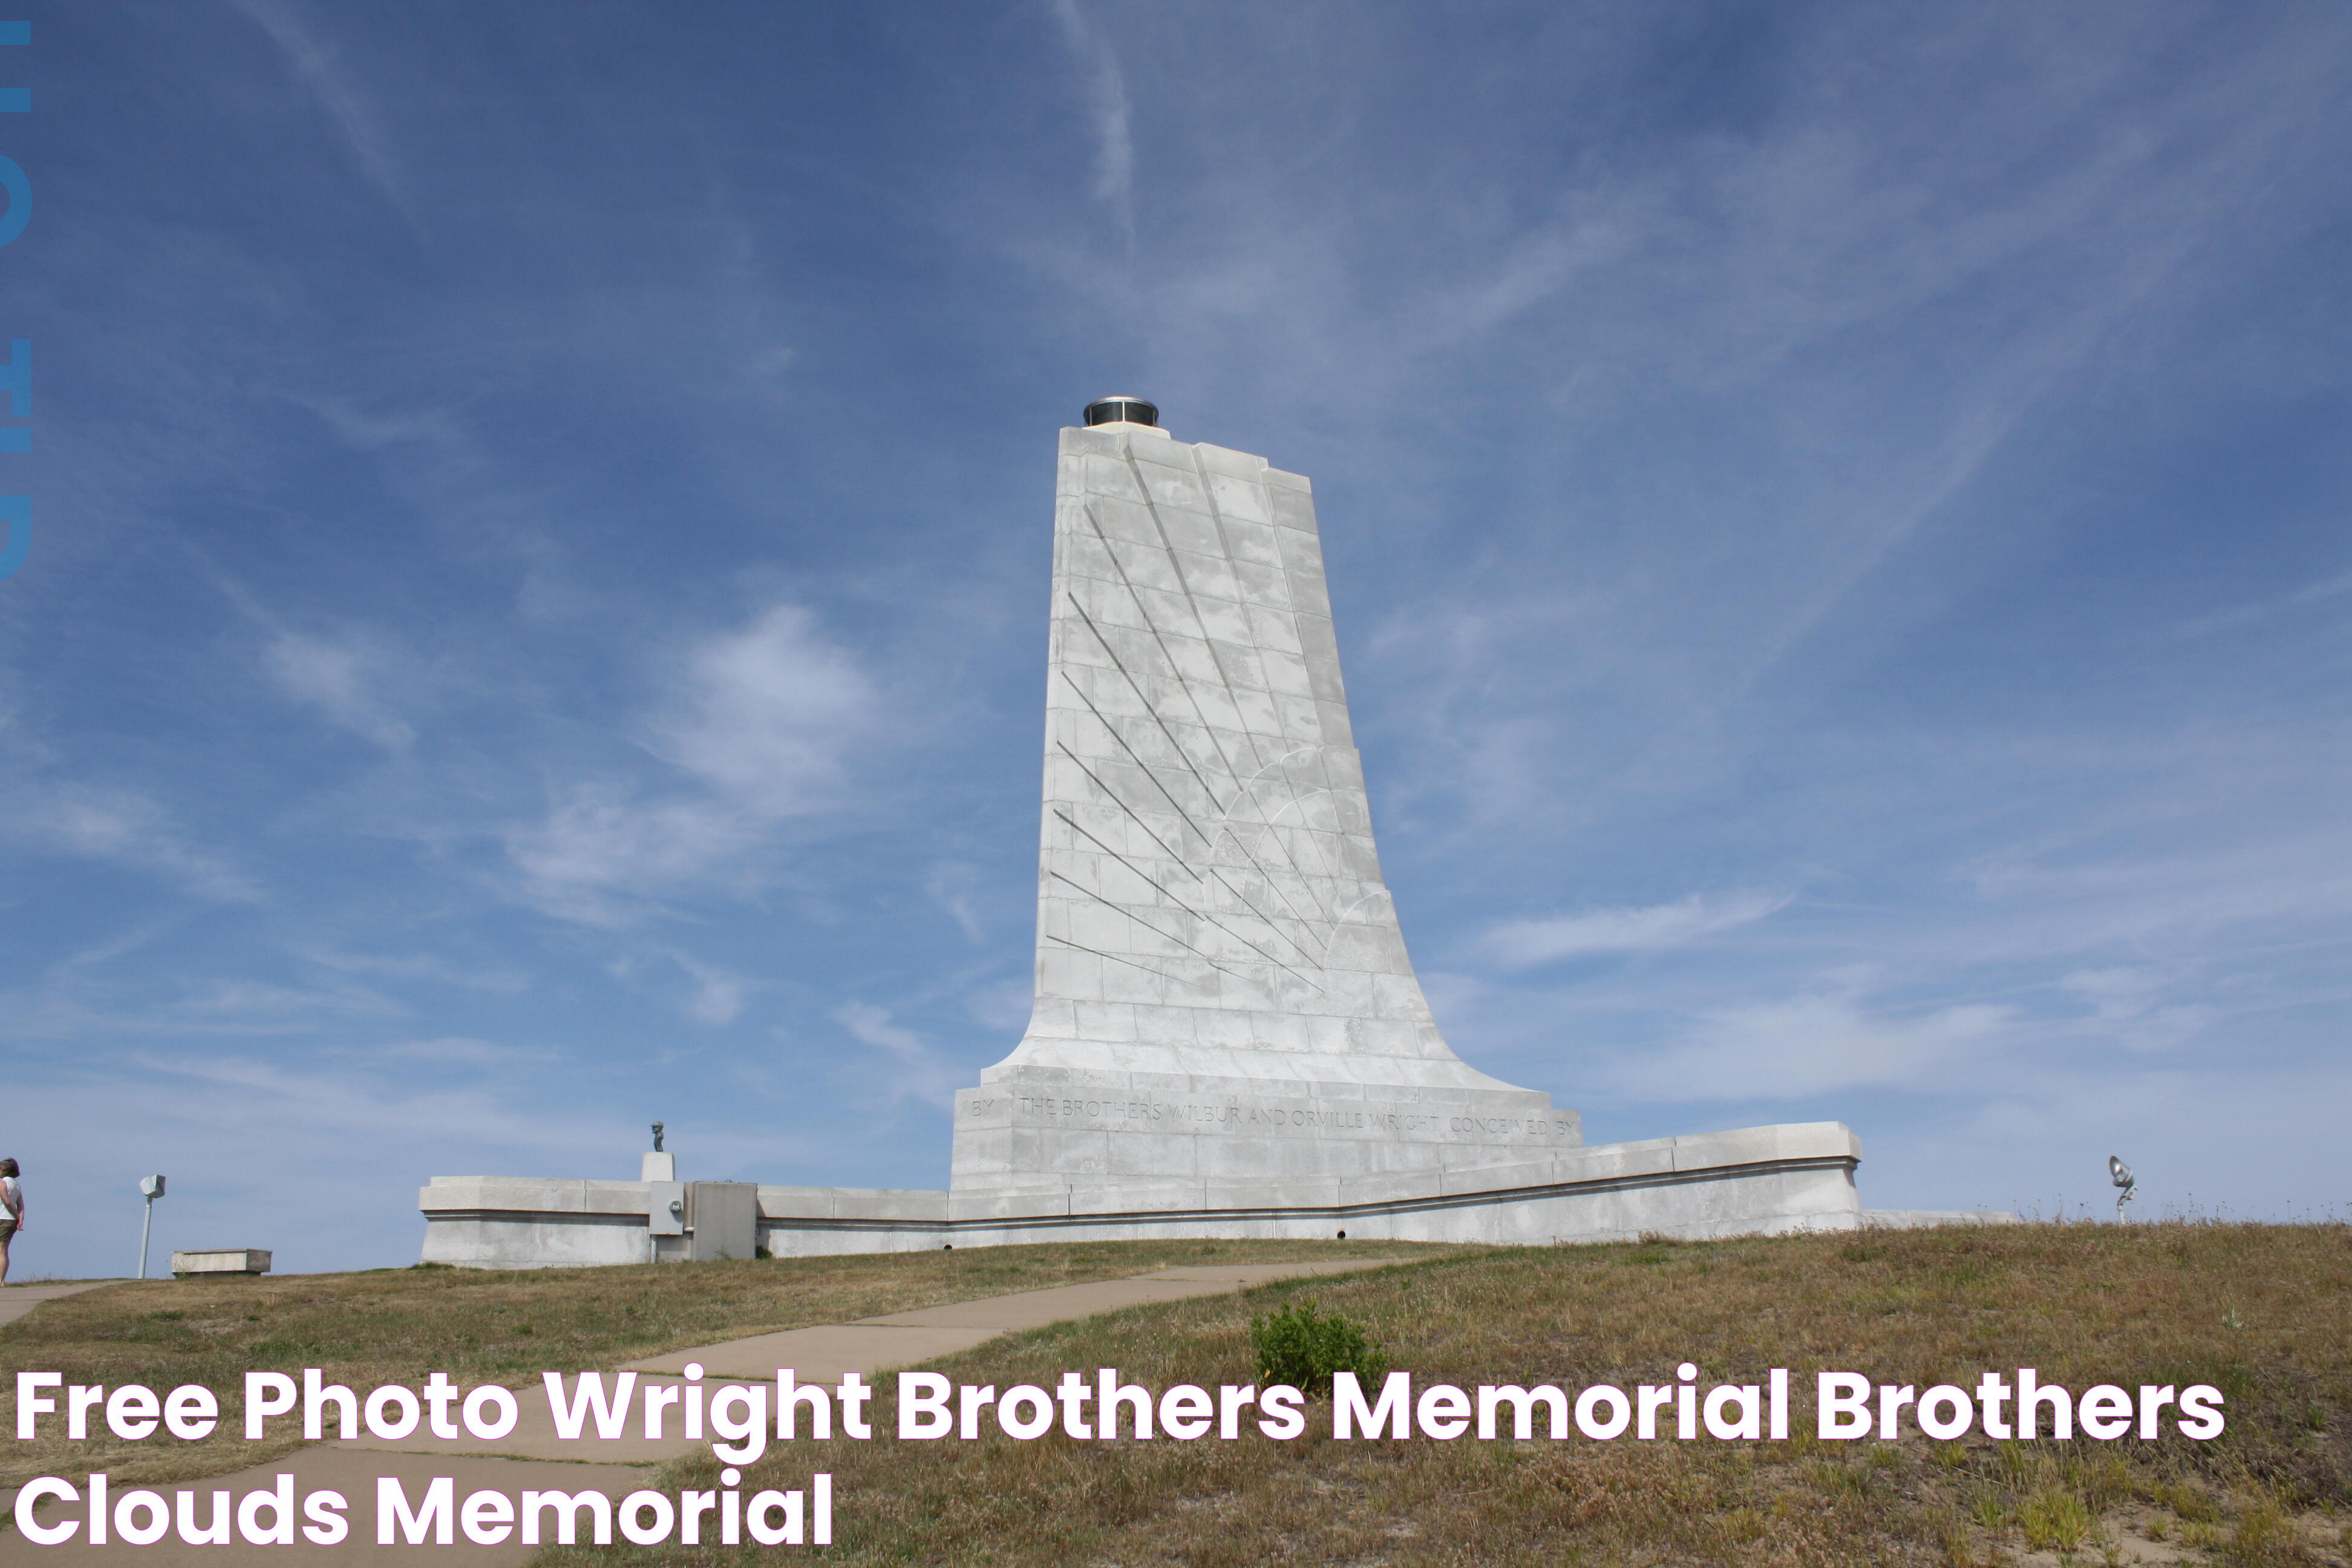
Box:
952 1071 1576 1203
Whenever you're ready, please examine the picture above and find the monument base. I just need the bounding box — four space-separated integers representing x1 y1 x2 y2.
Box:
951 1064 1579 1200
416 1120 2008 1268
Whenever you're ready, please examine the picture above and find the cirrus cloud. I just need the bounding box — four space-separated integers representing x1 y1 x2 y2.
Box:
505 604 877 924
1480 890 1793 969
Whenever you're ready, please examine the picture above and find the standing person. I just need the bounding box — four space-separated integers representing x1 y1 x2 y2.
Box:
0 1159 21 1284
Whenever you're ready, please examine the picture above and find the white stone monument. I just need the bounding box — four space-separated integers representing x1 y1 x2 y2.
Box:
416 399 2010 1266
950 400 1575 1207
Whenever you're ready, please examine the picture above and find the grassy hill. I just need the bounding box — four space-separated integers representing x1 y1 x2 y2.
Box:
538 1221 2348 1568
0 1236 1445 1492
5 1223 2346 1564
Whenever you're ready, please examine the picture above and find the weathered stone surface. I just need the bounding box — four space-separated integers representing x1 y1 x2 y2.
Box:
754 1120 1867 1257
952 426 1564 1204
168 1249 272 1276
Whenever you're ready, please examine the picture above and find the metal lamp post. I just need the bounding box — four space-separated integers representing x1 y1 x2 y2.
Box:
2108 1155 2135 1222
136 1175 166 1279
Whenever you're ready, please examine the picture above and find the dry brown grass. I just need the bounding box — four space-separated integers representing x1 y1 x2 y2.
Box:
538 1221 2351 1568
0 1236 1446 1494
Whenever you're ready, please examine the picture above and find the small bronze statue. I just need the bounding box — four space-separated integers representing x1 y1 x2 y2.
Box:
652 1121 665 1154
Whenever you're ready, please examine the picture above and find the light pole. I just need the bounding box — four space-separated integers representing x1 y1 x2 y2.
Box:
136 1175 166 1279
2108 1155 2135 1222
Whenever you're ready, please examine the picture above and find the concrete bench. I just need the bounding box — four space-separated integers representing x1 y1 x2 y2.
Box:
170 1248 272 1278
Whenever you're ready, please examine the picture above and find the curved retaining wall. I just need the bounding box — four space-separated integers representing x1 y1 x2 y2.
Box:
417 1122 1927 1268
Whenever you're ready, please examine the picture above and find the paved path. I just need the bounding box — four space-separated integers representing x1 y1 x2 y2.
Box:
627 1258 1393 1381
2 1257 1397 1564
0 1283 112 1330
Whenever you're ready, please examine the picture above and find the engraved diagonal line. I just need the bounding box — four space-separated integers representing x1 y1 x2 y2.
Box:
1122 446 1264 737
1229 816 1339 963
1064 593 1226 815
1240 819 1347 971
1109 456 1338 932
1071 505 1331 942
1043 934 1199 986
1230 742 1354 921
1054 682 1212 849
1262 779 1347 908
1050 684 1331 958
1151 448 1336 895
1054 743 1187 862
1060 644 1325 942
1046 870 1253 982
1054 809 1321 988
1240 783 1352 915
1177 447 1357 912
1142 448 1340 930
1239 760 1349 897
1054 743 1322 969
1064 585 1331 950
1080 503 1250 789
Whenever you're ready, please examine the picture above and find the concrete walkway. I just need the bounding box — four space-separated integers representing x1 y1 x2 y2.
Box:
2 1257 1397 1564
0 1283 113 1330
627 1258 1392 1381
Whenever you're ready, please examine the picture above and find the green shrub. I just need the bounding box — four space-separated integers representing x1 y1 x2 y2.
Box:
1249 1298 1389 1396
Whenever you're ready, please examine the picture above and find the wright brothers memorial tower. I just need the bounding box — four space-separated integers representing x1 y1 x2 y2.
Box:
952 396 1579 1201
418 402 1997 1266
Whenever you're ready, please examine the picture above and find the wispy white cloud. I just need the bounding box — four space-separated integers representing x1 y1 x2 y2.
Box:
926 860 985 943
673 952 747 1025
119 1048 615 1161
299 949 532 996
650 605 874 813
2172 567 2352 639
1613 984 2016 1103
832 1001 955 1109
2 783 259 903
1050 0 1137 248
2059 967 2219 1056
368 1035 558 1068
263 630 416 751
506 604 875 923
964 977 1033 1034
172 977 401 1021
227 0 418 230
1481 890 1792 968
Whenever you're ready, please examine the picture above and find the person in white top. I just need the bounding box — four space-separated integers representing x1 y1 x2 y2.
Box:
0 1159 22 1284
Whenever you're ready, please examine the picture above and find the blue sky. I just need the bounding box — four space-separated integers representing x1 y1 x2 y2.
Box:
2 2 2348 1277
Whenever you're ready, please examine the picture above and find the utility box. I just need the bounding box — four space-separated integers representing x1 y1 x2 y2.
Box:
687 1181 759 1262
647 1180 687 1236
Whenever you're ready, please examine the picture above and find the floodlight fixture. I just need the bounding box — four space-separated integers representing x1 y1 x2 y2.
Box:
2108 1154 2136 1221
136 1174 168 1279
